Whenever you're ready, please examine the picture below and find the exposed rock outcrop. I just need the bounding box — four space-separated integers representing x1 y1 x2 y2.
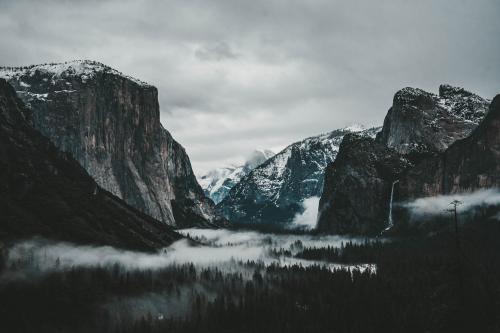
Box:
318 85 490 234
397 94 500 200
0 61 221 227
376 85 489 160
0 78 181 250
316 134 411 234
218 126 380 226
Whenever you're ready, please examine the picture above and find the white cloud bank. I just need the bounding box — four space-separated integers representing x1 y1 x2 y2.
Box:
4 229 374 276
289 196 321 230
404 188 500 216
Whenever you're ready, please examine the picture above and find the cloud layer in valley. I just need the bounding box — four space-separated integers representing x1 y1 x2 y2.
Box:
3 230 372 276
404 188 500 217
0 230 377 323
1 0 499 173
289 197 321 230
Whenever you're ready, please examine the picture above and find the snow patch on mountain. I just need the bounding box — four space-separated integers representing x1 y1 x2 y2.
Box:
199 149 274 204
437 84 490 124
343 124 366 132
248 125 379 203
217 125 381 225
0 60 151 87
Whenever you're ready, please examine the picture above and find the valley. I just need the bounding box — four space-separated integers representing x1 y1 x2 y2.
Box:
2 220 499 332
0 57 498 333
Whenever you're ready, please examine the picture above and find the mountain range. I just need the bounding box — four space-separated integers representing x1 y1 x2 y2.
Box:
217 126 380 226
1 59 498 244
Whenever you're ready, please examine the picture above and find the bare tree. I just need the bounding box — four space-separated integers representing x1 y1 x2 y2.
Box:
447 199 464 307
448 200 463 252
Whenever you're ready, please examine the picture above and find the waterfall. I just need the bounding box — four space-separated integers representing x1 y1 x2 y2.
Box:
385 180 399 231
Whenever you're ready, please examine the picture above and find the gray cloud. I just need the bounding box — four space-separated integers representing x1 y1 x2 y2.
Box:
195 41 239 61
1 0 499 173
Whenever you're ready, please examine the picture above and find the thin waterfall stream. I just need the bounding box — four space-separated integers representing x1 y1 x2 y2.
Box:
385 180 399 231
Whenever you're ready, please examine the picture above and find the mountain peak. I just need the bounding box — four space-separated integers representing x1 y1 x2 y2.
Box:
217 126 381 226
0 60 152 87
244 149 275 169
1 61 220 228
379 85 489 156
438 84 475 99
393 87 435 108
199 148 275 204
0 78 181 249
341 123 366 132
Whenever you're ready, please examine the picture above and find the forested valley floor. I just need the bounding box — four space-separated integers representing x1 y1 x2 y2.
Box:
1 219 499 333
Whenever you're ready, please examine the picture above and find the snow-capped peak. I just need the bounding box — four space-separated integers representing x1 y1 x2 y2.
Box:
199 149 275 204
0 60 152 87
342 124 366 132
244 149 275 170
217 125 382 225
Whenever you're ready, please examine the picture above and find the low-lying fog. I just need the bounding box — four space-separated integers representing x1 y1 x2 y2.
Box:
4 229 375 275
1 229 378 323
1 191 497 326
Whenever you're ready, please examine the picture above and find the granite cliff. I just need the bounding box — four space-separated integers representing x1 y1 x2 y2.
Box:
317 85 491 234
0 78 181 250
0 61 221 227
316 134 410 234
397 94 500 200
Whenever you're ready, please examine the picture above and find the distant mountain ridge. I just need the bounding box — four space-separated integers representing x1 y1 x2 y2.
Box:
218 126 381 226
0 60 223 228
199 149 275 204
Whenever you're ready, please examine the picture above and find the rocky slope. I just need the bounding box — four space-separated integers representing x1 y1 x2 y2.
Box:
376 84 489 160
316 134 411 234
199 149 274 204
0 60 220 228
0 78 181 251
218 126 380 226
397 94 500 202
318 85 490 235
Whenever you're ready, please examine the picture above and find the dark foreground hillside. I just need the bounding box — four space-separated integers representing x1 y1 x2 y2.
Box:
1 217 499 333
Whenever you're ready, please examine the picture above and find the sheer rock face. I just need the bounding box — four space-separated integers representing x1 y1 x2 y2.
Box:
0 79 181 250
316 134 411 234
217 127 380 226
376 85 489 159
318 85 490 235
397 94 500 201
0 61 220 228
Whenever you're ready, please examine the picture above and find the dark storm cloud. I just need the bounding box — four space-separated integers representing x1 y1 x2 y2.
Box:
1 0 499 173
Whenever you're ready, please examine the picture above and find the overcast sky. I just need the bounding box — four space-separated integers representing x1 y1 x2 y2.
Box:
1 0 499 174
